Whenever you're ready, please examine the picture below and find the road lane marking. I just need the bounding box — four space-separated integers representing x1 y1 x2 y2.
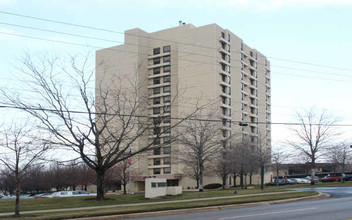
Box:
218 207 318 219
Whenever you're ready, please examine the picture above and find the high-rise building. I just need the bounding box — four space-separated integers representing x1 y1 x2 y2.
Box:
96 23 271 191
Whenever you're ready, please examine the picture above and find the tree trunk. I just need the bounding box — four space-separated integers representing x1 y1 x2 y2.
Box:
311 167 315 185
14 174 20 217
196 178 199 189
123 183 127 194
199 165 204 192
260 165 265 190
240 170 244 189
96 170 105 200
341 164 345 183
249 172 253 185
244 173 247 189
233 174 237 187
222 175 226 189
276 168 279 187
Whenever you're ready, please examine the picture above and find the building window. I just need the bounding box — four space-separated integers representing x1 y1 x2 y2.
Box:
228 33 231 42
222 130 227 138
153 58 160 65
164 136 171 144
153 97 161 105
163 116 171 124
164 157 171 165
153 67 161 74
153 168 161 175
153 147 161 155
163 65 171 73
221 32 225 38
222 107 226 116
222 75 226 82
164 146 171 154
228 44 230 52
163 75 171 83
163 86 171 93
163 45 171 53
154 127 161 135
241 42 244 50
154 158 161 165
221 64 226 71
153 87 160 94
164 106 171 113
153 117 162 125
163 56 171 63
153 107 160 114
164 167 171 174
153 138 160 145
164 126 171 133
221 85 226 93
153 77 160 85
153 48 160 55
222 97 226 105
163 96 171 103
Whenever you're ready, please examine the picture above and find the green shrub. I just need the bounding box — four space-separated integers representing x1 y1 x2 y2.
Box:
204 183 222 189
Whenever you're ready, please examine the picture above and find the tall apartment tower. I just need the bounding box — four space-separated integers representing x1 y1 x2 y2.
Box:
96 23 271 191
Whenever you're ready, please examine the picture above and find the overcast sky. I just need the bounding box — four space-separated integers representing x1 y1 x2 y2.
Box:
0 0 351 150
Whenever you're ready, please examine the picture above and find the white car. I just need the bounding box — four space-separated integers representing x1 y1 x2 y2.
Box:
51 190 96 197
293 178 311 184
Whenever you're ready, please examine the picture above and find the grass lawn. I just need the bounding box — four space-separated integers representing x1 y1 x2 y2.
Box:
0 191 317 220
0 187 285 213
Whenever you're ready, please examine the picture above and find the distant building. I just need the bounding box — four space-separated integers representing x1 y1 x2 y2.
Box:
96 23 271 191
273 163 352 179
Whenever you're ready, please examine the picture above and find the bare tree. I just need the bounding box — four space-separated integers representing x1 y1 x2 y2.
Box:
289 108 337 185
212 150 231 189
328 142 351 183
253 134 271 190
2 53 198 200
0 121 50 217
271 147 290 186
230 139 253 189
110 155 137 194
174 112 223 192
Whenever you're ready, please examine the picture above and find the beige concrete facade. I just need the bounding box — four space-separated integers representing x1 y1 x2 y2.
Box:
96 23 271 191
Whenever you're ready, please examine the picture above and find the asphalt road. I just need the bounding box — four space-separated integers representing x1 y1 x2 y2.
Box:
132 187 352 220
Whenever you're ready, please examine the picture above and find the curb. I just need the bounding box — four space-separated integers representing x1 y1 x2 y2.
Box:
0 191 293 217
71 192 329 220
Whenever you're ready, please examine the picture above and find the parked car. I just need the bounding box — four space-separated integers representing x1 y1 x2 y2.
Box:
292 178 311 184
321 174 342 182
34 193 52 199
286 179 298 184
304 176 320 183
343 174 352 181
48 190 96 198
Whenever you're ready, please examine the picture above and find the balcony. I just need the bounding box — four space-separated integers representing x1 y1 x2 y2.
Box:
219 46 230 55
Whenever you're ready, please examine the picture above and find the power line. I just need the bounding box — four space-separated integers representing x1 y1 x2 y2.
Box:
1 26 351 82
1 30 351 85
1 10 352 72
0 104 351 127
1 19 352 80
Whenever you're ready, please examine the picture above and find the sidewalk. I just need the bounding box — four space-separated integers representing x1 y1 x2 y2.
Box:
0 191 319 217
